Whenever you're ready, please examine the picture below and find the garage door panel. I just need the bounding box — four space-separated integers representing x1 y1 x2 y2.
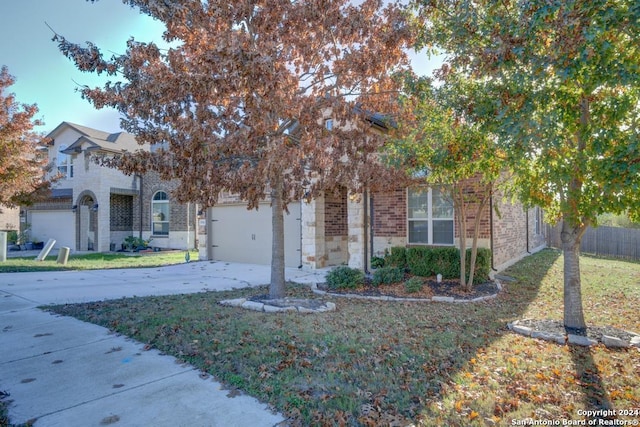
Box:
210 203 301 267
30 211 75 250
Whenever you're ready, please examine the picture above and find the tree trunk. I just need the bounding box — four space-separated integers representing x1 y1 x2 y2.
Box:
454 186 467 288
269 174 286 300
560 219 587 332
466 184 491 290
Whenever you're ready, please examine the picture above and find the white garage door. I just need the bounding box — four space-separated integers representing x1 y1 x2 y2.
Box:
30 211 75 250
209 202 301 268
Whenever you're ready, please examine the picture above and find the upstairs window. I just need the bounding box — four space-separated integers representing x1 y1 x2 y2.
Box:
57 145 74 179
152 191 169 235
324 118 333 131
407 187 454 245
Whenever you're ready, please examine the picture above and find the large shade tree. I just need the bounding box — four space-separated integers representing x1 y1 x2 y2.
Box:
414 0 640 330
54 0 412 298
0 66 51 209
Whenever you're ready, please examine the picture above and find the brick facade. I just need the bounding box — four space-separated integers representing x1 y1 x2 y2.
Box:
372 188 406 237
324 188 347 237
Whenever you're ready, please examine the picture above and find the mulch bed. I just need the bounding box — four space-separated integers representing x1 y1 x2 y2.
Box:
318 275 500 300
516 318 639 343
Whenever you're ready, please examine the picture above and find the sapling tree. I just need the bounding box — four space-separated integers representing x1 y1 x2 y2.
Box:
391 74 502 290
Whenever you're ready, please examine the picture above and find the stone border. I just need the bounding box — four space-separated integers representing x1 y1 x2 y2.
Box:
508 319 640 348
219 298 336 313
310 279 503 304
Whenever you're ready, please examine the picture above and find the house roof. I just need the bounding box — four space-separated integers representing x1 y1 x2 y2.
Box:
47 122 145 155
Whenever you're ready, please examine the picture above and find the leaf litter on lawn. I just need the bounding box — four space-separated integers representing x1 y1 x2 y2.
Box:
45 250 640 426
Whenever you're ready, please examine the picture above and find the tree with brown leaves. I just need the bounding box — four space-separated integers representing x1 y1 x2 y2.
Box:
0 66 51 210
54 0 412 298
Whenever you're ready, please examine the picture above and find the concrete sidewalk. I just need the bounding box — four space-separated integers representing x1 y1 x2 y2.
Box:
0 260 329 426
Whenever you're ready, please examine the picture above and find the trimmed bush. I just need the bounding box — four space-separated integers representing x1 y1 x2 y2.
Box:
406 246 492 284
385 246 407 268
372 266 405 287
404 277 424 293
326 266 365 290
407 246 459 278
370 256 385 269
466 247 492 284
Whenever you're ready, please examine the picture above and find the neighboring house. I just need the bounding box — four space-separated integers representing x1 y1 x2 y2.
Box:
198 185 546 272
23 122 196 253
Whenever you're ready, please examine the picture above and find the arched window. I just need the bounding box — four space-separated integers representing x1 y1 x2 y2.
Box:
152 191 169 235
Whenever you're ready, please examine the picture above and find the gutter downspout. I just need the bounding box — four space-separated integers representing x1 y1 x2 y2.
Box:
363 190 369 274
138 174 143 239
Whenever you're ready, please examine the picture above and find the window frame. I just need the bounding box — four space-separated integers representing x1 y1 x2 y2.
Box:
151 191 170 236
407 187 455 246
57 145 74 179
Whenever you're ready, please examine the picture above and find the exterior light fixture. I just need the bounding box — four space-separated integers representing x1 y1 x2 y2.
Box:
72 205 78 213
92 204 99 212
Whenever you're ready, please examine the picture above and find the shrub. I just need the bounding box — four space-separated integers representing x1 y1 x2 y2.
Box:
326 266 364 290
404 277 424 293
406 246 491 284
466 248 492 284
370 256 385 269
385 246 407 268
407 247 458 277
372 266 405 287
6 230 18 244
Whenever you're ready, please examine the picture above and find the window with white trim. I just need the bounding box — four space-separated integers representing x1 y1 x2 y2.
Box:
57 145 74 179
152 191 169 235
407 187 454 245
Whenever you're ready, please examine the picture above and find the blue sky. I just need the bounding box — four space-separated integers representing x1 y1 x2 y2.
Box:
2 1 437 135
1 1 167 134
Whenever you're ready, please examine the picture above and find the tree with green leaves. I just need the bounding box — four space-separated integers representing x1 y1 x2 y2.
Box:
53 0 412 299
413 0 640 331
391 74 502 290
0 66 51 210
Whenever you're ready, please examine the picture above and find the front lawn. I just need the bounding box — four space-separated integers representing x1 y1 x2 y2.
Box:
46 249 640 426
0 250 198 273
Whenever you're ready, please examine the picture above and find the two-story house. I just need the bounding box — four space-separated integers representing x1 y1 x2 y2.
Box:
24 122 196 253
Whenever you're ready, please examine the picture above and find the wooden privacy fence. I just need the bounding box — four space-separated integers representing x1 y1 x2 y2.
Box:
547 223 640 261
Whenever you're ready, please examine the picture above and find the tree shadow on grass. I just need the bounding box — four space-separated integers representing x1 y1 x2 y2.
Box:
569 346 616 422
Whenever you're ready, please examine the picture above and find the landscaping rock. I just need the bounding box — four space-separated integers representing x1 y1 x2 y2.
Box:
509 323 533 337
531 330 566 345
602 335 630 348
219 298 246 307
567 334 597 347
432 296 454 303
241 301 265 312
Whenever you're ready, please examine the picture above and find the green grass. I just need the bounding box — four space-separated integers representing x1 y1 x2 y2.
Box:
0 251 198 273
45 249 640 426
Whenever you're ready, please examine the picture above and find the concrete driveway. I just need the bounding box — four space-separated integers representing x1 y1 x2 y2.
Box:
0 260 327 427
